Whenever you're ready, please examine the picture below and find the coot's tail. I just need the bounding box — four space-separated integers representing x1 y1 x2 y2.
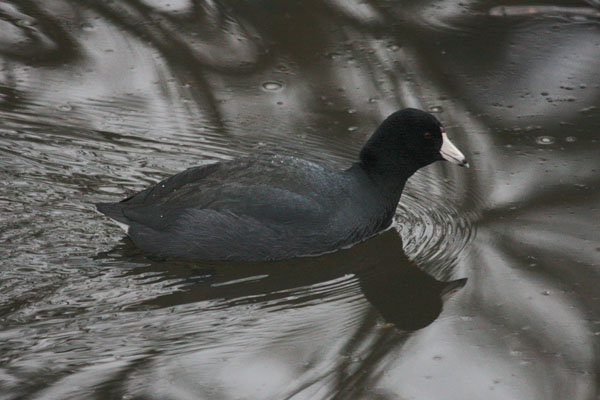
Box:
95 202 129 225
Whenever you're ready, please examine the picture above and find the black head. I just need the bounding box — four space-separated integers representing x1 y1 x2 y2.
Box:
359 108 468 177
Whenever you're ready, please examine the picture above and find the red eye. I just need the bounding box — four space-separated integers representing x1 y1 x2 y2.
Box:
424 132 433 139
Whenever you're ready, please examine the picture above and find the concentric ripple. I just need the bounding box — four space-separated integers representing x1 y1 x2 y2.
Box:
394 169 477 277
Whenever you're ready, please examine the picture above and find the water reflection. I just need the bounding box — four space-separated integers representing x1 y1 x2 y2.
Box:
0 1 78 65
79 232 465 400
102 230 466 332
0 0 599 399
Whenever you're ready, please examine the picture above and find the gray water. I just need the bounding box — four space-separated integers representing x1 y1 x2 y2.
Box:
1 1 599 399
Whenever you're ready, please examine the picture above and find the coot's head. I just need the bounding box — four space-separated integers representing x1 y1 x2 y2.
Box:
359 108 468 176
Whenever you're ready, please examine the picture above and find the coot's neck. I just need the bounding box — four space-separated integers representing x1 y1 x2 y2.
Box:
348 161 417 206
354 119 425 204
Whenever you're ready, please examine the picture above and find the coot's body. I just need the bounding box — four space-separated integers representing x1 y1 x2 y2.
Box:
96 108 468 261
98 157 397 260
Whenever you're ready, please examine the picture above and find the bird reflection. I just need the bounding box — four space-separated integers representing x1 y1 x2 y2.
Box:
99 229 466 332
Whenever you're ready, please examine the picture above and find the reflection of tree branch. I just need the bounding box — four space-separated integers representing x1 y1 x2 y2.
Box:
0 0 79 65
464 245 591 399
91 350 160 399
0 66 23 111
585 0 600 9
280 312 390 400
477 172 600 225
79 0 227 132
473 235 597 386
489 5 600 18
331 320 402 400
117 0 269 75
280 311 402 400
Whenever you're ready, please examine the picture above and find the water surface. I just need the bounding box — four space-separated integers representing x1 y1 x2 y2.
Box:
1 1 599 399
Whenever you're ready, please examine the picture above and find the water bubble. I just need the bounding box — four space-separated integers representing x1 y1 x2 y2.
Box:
429 106 443 113
565 136 577 142
569 14 588 22
81 23 96 31
16 19 33 28
525 125 541 132
536 136 555 145
580 106 596 114
57 103 72 112
261 81 283 92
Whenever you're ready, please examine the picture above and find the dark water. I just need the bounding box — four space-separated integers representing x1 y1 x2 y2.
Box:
1 1 599 399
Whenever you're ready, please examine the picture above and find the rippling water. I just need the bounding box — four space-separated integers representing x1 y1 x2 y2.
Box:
1 1 599 399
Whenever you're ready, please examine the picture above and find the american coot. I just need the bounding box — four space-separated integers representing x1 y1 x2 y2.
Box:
97 108 468 261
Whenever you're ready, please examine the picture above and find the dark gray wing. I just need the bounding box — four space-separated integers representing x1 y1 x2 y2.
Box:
95 161 221 225
97 157 334 231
